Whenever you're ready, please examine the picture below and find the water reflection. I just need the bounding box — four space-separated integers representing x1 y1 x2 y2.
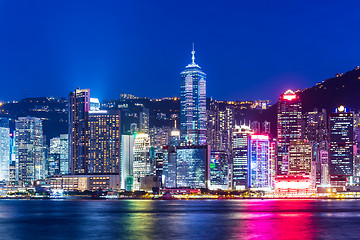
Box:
0 199 358 239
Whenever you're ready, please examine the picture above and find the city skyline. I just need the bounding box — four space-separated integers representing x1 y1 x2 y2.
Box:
1 1 360 102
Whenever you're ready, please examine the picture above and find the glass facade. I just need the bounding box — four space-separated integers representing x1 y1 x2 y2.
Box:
176 145 210 188
329 107 353 186
180 49 206 146
277 89 302 175
249 135 270 189
232 125 252 190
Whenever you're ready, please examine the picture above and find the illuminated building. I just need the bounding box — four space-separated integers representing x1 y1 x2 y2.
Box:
303 109 328 143
15 117 44 185
288 140 312 176
319 150 329 185
88 110 121 174
140 108 150 134
176 145 210 188
209 150 230 190
329 106 354 187
90 98 100 111
248 135 270 189
274 175 312 195
165 145 177 188
277 89 302 175
180 45 207 146
133 133 151 190
121 133 135 190
47 153 60 176
232 125 253 190
0 118 10 181
149 126 171 149
207 100 234 152
50 174 120 191
59 134 69 175
48 134 69 175
69 88 90 174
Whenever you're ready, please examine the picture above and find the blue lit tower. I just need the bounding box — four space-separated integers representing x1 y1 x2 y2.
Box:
180 45 206 146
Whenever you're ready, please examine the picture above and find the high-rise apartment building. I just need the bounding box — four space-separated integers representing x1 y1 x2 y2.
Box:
329 106 354 187
15 117 44 184
277 89 302 175
180 46 206 145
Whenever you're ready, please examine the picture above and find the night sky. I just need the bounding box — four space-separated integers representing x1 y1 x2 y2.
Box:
1 0 360 102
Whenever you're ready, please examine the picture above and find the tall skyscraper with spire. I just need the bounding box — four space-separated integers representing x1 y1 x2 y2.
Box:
180 44 207 145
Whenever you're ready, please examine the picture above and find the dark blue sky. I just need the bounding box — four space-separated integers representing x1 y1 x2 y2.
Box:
1 0 360 102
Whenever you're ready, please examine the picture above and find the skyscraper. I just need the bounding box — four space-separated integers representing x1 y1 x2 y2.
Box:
329 106 354 187
0 118 10 181
248 135 271 189
176 145 210 188
15 117 44 184
133 133 151 190
232 125 253 190
88 110 121 174
69 88 90 174
277 89 302 175
121 133 135 190
180 45 206 146
288 140 312 176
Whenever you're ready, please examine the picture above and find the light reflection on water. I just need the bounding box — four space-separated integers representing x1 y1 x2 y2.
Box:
0 199 358 239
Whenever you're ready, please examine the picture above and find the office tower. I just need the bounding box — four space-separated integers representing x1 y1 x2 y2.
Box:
155 149 166 187
209 150 230 190
262 121 271 135
121 133 135 190
169 128 180 146
69 88 90 174
353 113 360 177
59 134 69 175
251 121 261 134
288 140 312 176
149 126 171 149
207 100 234 152
232 125 253 190
277 89 302 175
176 145 210 188
319 150 329 185
140 108 150 134
47 153 60 176
248 135 270 189
165 145 177 188
48 137 61 177
0 118 10 181
133 133 151 190
304 109 328 143
88 110 121 174
180 45 206 145
15 117 44 184
329 106 354 187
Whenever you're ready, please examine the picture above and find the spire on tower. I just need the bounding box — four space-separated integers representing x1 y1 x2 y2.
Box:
191 42 195 64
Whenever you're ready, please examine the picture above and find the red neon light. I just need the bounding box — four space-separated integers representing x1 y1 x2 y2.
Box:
283 94 296 100
250 135 269 141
